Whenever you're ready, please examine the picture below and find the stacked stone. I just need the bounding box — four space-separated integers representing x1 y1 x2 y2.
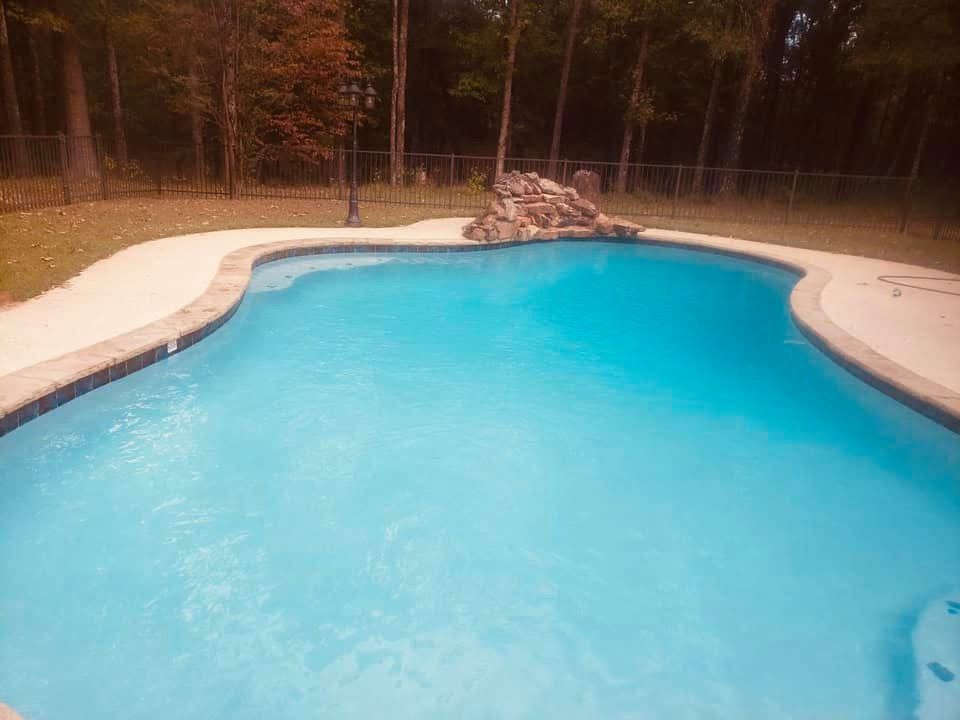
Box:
462 171 644 242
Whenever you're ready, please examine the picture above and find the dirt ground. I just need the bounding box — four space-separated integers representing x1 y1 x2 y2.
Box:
1 197 957 302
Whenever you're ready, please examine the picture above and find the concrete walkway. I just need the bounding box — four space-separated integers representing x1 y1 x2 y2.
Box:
1 218 958 425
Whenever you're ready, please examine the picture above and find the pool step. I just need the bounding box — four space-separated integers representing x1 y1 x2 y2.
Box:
913 590 960 719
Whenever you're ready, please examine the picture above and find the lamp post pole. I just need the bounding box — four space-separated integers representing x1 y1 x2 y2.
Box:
339 81 378 228
346 101 361 226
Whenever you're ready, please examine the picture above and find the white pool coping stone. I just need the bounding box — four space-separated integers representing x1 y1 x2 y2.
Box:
0 218 958 436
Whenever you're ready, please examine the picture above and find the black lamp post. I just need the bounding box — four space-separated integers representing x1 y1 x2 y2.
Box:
339 81 378 227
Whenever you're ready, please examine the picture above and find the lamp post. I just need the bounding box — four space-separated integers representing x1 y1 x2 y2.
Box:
339 81 378 227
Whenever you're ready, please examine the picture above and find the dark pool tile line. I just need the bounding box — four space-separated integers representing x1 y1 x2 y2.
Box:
0 298 244 438
1 345 162 437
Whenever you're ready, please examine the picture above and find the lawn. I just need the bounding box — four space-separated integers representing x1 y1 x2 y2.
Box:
1 196 957 303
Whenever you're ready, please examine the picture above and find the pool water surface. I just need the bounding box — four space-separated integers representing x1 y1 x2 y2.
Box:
1 242 959 719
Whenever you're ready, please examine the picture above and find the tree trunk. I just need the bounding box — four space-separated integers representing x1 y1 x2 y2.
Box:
692 58 723 194
61 29 97 176
396 0 408 184
758 2 792 167
547 0 583 177
837 80 873 173
800 0 859 171
869 89 893 172
615 25 650 194
719 67 755 192
0 0 27 173
884 77 920 176
221 60 238 196
26 23 46 135
187 56 205 183
390 0 398 184
909 73 943 180
495 0 522 177
720 0 775 193
105 32 127 165
210 0 240 197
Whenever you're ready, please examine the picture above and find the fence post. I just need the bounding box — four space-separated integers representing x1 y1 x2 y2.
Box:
785 168 799 225
96 134 108 201
561 158 570 185
671 164 683 218
448 153 455 208
57 133 72 206
898 176 914 234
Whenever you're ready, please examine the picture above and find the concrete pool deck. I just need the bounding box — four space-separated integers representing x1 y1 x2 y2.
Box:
1 218 958 434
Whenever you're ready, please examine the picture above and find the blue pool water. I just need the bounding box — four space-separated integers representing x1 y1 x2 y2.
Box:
1 242 959 719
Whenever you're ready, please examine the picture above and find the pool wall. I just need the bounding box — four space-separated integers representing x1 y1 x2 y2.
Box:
1 235 958 438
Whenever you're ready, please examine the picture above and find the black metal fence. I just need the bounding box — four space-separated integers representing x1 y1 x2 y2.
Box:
1 134 957 241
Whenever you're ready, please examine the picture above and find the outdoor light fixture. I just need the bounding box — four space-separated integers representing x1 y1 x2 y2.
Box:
339 80 378 227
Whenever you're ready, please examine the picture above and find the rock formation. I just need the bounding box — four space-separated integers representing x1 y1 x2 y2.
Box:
462 171 644 242
571 169 601 199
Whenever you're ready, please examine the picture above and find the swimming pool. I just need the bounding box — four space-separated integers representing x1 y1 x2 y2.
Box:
1 242 958 719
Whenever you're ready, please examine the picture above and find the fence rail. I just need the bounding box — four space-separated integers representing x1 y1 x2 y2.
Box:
1 134 957 241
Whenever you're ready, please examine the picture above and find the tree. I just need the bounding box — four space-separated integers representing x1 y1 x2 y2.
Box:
547 0 584 177
389 0 397 179
102 0 128 165
789 0 861 171
60 10 98 175
390 0 408 184
755 0 797 167
909 71 943 179
595 0 686 192
615 25 650 192
0 0 28 172
719 0 776 191
495 0 522 176
7 2 67 138
1 0 958 186
248 0 353 153
686 1 747 191
853 0 960 178
693 60 721 182
125 0 209 180
186 47 206 183
25 23 47 134
206 0 240 195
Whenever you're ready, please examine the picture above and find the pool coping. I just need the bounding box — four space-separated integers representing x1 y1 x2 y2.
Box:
1 233 958 438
